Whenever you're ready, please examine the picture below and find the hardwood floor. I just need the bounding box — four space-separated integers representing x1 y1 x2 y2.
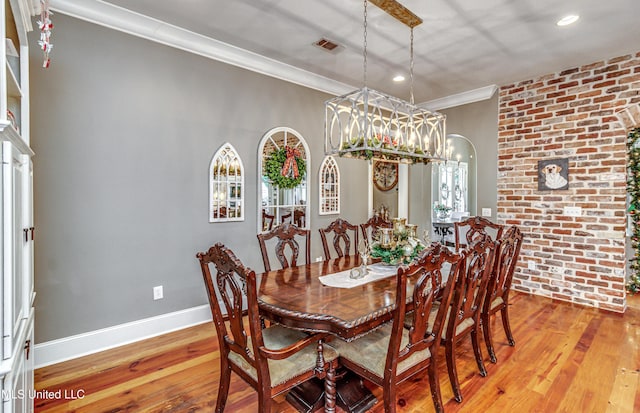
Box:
34 292 640 412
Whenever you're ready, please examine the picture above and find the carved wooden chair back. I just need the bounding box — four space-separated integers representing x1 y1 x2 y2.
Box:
262 209 275 231
293 209 305 227
359 215 392 247
257 222 311 272
386 243 461 412
482 225 523 362
215 206 227 219
196 243 338 412
319 218 359 260
197 243 258 371
280 210 305 227
454 216 504 251
280 211 292 225
332 243 461 413
442 235 497 402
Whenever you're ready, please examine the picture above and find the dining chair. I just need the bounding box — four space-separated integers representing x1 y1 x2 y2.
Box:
319 218 360 260
360 215 392 247
294 208 305 227
257 222 311 272
482 225 523 363
280 211 292 224
215 206 227 219
442 235 497 402
331 243 461 413
454 216 504 251
262 209 275 231
196 243 339 412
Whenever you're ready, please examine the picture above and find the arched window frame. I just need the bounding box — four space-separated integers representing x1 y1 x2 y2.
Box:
319 156 340 215
257 127 310 233
209 143 244 222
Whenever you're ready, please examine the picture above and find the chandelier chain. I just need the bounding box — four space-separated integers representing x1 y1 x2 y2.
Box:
410 27 415 105
363 0 368 87
323 0 447 164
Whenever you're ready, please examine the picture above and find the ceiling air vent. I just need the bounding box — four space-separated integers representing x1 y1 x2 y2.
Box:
314 38 341 53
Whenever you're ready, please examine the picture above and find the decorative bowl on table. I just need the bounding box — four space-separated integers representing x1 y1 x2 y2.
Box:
434 203 452 220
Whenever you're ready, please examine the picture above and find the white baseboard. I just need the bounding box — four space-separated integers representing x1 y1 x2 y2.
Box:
34 304 212 369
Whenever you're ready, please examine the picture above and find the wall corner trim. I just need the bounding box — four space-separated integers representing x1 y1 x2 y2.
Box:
419 85 498 111
49 0 355 96
34 305 212 369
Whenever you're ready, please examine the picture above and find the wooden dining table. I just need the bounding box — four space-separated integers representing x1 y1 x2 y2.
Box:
257 255 420 413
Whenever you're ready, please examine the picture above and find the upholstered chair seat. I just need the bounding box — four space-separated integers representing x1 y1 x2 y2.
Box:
404 304 475 340
490 296 504 310
228 324 339 387
333 322 431 378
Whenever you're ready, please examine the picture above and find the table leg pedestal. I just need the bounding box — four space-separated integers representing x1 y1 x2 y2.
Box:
286 371 377 413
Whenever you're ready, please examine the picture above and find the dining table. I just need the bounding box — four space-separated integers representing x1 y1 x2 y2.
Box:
257 255 423 413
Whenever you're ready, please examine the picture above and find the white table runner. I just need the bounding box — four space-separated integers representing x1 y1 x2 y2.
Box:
319 263 399 289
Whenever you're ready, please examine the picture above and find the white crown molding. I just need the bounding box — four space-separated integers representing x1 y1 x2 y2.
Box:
34 304 212 368
49 0 355 97
419 85 498 111
50 0 497 109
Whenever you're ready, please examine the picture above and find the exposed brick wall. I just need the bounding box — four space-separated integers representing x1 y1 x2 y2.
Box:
498 52 640 313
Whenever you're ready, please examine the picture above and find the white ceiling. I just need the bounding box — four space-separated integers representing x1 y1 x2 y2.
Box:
97 0 640 103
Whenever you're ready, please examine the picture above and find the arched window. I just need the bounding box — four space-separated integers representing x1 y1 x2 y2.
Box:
258 127 310 232
209 143 244 222
319 156 340 215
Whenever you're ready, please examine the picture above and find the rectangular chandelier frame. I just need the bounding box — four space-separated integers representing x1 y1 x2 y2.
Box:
324 87 447 164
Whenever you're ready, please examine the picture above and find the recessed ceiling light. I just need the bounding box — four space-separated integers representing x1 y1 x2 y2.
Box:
393 75 405 82
557 15 579 26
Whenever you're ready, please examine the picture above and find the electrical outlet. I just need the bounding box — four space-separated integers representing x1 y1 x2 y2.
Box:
315 256 323 262
563 206 582 217
527 260 536 271
153 285 163 300
481 208 491 217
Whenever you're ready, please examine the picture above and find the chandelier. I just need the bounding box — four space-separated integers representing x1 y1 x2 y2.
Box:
324 0 447 164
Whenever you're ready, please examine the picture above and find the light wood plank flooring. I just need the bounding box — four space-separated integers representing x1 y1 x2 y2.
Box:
34 292 640 412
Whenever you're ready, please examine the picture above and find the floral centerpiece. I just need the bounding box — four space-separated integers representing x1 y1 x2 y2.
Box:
370 218 425 265
434 203 452 220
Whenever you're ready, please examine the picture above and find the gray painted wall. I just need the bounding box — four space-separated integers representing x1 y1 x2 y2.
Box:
408 163 433 239
29 15 369 343
440 94 499 219
28 14 498 344
408 95 499 239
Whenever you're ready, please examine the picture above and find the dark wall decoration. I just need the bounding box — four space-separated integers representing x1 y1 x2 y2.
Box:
537 158 569 191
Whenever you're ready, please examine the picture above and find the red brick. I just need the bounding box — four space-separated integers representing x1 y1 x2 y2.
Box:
559 81 579 89
582 75 604 84
606 69 632 79
497 52 635 312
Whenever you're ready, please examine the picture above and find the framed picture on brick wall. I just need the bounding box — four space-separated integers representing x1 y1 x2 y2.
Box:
538 158 569 190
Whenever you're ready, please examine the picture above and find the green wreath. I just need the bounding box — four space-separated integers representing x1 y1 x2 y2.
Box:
264 147 306 189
